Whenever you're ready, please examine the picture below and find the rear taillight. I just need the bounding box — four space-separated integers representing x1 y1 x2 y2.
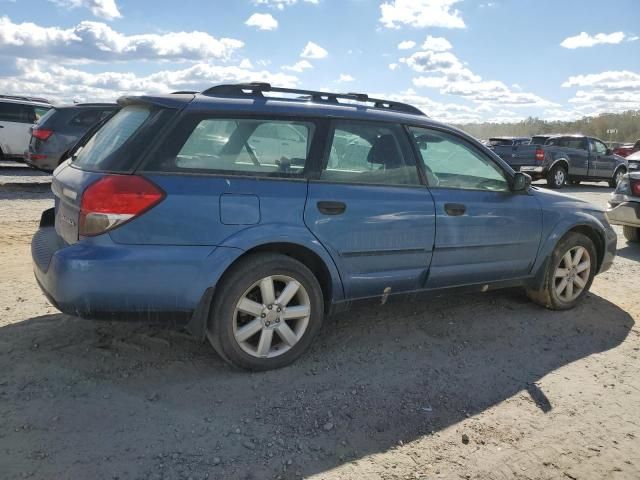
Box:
535 149 544 162
79 175 164 236
32 128 53 141
631 179 640 196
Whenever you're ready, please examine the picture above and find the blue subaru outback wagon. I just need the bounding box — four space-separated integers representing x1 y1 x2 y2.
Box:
32 83 616 370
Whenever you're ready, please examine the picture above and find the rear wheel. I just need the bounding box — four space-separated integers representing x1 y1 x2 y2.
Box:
623 225 640 243
207 253 323 371
609 168 626 188
546 164 567 189
527 232 596 310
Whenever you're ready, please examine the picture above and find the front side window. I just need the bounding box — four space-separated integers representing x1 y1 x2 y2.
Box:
160 118 314 176
321 121 420 186
592 139 608 155
408 127 509 192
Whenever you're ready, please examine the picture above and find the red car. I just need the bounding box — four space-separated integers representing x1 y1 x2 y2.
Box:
613 139 640 157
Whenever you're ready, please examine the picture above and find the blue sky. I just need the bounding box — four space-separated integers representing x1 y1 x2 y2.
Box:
0 0 638 123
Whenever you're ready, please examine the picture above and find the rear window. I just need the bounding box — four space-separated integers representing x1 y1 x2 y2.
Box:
73 106 151 170
145 116 315 177
488 138 513 147
530 136 549 145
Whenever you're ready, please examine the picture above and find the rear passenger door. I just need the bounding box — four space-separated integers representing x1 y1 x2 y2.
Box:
304 120 436 300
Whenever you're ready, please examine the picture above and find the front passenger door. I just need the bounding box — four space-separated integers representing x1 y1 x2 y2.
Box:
590 138 616 179
407 127 542 288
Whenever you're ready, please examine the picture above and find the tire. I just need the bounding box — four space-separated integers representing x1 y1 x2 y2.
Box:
207 253 324 371
609 168 626 188
546 164 567 189
623 225 640 243
526 232 597 310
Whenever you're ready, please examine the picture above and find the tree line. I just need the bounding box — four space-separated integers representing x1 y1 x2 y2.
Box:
454 110 640 143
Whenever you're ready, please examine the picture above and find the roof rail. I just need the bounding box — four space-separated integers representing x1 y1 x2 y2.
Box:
0 94 52 104
171 90 198 95
201 83 425 116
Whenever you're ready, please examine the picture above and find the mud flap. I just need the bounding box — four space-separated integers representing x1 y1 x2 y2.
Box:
185 287 215 341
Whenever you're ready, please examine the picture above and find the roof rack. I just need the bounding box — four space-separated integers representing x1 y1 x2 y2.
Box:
0 94 52 104
201 83 425 116
171 90 198 95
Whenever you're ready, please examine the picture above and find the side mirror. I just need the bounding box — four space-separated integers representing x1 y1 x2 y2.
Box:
606 148 613 156
512 172 531 192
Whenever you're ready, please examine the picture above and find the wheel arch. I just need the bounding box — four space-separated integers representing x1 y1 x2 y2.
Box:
613 163 627 178
530 218 607 290
186 233 344 341
549 157 569 172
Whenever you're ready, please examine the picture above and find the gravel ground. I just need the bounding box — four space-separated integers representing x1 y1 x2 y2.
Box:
0 166 638 480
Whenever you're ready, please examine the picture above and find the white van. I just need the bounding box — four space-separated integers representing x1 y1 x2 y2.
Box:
0 95 52 161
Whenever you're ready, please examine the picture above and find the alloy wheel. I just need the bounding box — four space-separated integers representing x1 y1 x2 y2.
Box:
555 168 565 187
553 246 591 302
232 275 311 358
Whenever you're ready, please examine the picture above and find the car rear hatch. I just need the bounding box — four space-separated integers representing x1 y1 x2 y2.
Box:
49 97 187 244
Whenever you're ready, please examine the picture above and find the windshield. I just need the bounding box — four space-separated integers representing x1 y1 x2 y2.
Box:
73 106 151 169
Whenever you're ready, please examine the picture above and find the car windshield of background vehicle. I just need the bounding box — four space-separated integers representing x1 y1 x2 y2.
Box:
409 127 509 191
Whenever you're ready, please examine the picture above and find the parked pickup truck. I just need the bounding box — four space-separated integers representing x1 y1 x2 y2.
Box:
489 134 628 189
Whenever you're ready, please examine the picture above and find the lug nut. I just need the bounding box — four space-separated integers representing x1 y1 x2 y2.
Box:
265 321 270 327
275 318 280 323
277 307 282 312
268 305 273 310
261 313 266 318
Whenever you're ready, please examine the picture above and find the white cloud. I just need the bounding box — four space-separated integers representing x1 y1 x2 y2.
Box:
403 44 556 108
49 0 121 20
560 31 626 49
562 70 640 90
337 73 354 82
388 63 399 71
0 16 243 62
380 0 465 29
421 35 452 51
282 59 313 72
300 41 328 59
562 70 640 112
253 0 318 10
0 58 299 104
397 40 416 50
245 13 278 31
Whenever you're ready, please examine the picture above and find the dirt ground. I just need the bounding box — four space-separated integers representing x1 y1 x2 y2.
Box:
1 163 639 480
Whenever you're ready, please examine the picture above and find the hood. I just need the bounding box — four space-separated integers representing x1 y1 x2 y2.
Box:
531 186 605 213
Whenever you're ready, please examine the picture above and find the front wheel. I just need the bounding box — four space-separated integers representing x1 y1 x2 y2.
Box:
546 164 567 189
609 168 626 188
623 225 640 243
207 253 323 371
527 232 596 310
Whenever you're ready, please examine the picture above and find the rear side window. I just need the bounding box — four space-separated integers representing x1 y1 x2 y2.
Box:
488 138 513 147
146 117 315 177
0 102 38 123
530 136 549 145
35 108 57 127
69 109 116 128
321 120 420 186
73 106 151 169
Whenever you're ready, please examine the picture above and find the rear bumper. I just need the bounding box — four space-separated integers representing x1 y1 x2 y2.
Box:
32 224 229 317
606 201 640 228
24 150 58 172
515 165 546 179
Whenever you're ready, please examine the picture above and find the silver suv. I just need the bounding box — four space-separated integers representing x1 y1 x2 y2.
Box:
0 95 52 161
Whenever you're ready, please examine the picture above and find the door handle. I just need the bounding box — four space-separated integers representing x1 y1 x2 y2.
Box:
317 201 346 215
444 203 466 216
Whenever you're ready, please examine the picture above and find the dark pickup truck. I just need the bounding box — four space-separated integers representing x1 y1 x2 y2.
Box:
489 134 628 189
